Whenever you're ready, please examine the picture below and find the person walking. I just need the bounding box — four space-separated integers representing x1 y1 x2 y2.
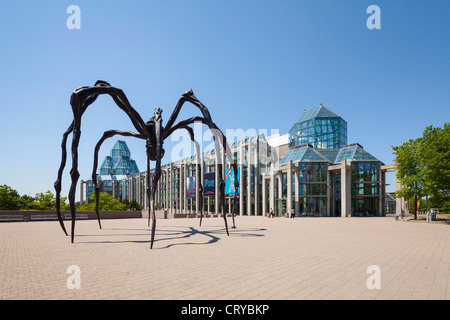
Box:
290 208 295 219
270 208 274 218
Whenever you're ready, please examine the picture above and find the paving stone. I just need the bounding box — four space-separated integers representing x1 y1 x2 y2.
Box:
0 217 449 300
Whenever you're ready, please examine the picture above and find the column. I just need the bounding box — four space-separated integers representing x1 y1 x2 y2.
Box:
278 171 283 217
196 158 200 214
247 143 252 216
144 172 148 211
326 167 331 216
341 159 351 217
395 176 405 218
295 169 299 215
380 170 385 216
183 161 187 214
129 177 133 201
122 179 126 201
215 157 219 215
287 160 292 216
169 165 173 215
269 163 275 216
80 180 84 205
262 175 267 216
165 168 169 211
254 140 259 216
239 145 244 216
137 175 140 204
201 156 205 213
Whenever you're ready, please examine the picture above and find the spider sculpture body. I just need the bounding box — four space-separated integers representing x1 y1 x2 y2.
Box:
54 80 239 249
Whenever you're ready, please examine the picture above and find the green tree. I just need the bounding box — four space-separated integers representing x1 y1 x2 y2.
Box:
28 190 68 211
20 194 36 210
419 124 450 213
80 192 127 211
393 123 450 217
0 185 22 210
31 190 57 210
393 138 423 219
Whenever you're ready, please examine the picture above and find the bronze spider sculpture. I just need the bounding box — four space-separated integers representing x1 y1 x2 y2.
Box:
54 80 239 249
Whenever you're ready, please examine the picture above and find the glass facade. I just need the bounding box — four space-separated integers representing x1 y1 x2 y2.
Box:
99 141 139 176
289 106 348 149
280 105 384 217
298 198 328 217
86 140 140 201
351 161 380 216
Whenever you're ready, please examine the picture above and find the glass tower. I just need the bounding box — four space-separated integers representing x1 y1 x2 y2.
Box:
86 140 140 201
99 140 139 175
288 104 347 149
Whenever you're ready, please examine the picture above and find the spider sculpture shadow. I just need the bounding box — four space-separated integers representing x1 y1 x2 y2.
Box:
54 80 239 249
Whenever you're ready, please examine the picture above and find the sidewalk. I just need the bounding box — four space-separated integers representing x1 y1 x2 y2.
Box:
0 216 449 300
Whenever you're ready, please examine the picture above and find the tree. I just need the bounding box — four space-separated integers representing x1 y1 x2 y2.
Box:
80 192 127 211
31 190 57 210
28 190 69 211
20 194 36 210
393 138 423 219
0 185 22 210
393 123 450 216
419 124 450 213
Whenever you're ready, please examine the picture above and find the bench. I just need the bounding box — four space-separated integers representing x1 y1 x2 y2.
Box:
64 213 89 220
0 215 24 222
30 214 58 221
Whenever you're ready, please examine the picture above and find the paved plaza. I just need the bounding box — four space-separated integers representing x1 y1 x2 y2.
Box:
0 215 449 300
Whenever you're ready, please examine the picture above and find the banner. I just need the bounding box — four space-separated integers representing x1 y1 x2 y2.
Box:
224 166 239 196
203 172 215 196
186 176 196 198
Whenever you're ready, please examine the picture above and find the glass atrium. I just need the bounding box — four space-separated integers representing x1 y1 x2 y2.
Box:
86 140 140 201
288 104 347 149
279 105 383 217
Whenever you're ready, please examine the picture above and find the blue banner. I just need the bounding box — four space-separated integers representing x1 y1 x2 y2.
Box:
224 166 239 196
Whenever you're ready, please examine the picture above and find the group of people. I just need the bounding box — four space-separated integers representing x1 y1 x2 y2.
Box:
269 208 296 219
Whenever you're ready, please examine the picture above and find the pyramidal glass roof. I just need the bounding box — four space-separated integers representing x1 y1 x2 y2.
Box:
294 104 341 124
279 146 329 165
280 144 380 165
99 140 140 175
334 145 379 163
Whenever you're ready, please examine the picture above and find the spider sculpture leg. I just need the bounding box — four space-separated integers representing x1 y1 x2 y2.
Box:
92 129 145 229
146 157 152 228
198 162 204 227
148 108 163 249
65 81 149 243
163 97 240 234
54 122 74 236
163 116 232 229
181 126 204 226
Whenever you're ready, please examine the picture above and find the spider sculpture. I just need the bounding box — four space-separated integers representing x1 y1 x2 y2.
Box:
54 80 239 249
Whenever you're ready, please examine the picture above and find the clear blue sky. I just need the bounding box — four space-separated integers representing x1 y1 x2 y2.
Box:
0 0 449 199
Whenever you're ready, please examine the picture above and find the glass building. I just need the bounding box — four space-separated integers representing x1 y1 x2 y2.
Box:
288 104 347 149
80 104 398 218
277 105 390 217
85 140 140 201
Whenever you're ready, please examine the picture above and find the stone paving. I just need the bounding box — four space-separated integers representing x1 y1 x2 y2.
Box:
0 216 449 300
